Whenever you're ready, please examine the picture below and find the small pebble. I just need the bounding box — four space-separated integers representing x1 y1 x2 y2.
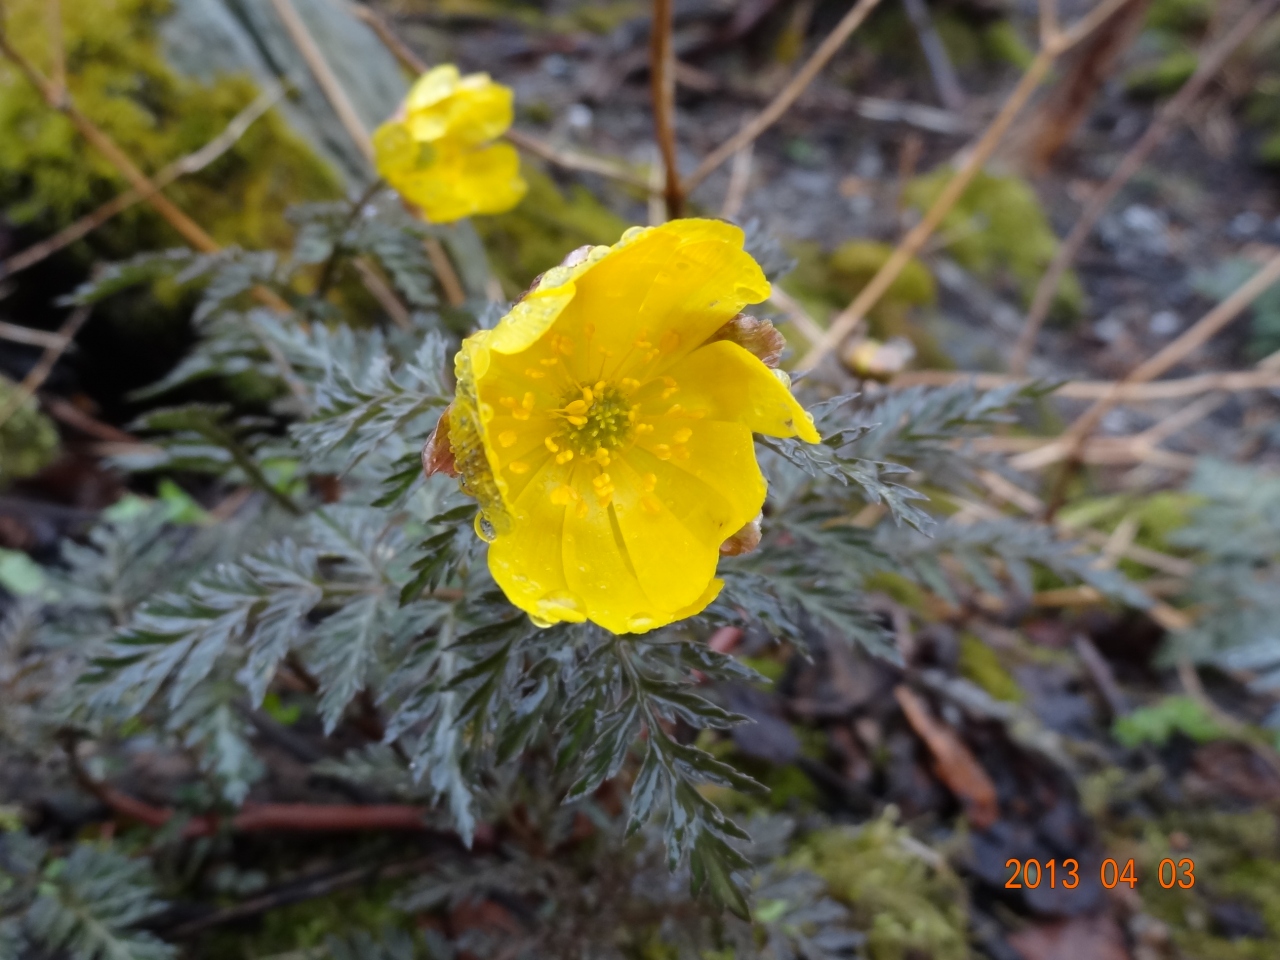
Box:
1149 309 1180 336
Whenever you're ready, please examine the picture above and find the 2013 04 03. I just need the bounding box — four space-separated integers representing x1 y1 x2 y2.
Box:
1004 858 1195 890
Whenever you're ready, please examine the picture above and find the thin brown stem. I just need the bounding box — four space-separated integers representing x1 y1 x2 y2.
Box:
798 0 1141 371
424 236 467 306
0 85 282 280
890 367 1280 400
650 0 682 219
1011 0 1280 374
269 0 373 162
682 0 885 194
1011 247 1280 471
504 128 651 190
0 33 219 254
45 0 64 99
0 305 91 430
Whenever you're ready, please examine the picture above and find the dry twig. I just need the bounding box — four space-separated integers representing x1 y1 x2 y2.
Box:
0 305 91 430
683 0 885 194
0 85 283 280
799 0 1140 371
901 0 966 111
650 0 682 219
0 321 69 350
1012 247 1280 471
891 368 1280 400
1011 0 1280 373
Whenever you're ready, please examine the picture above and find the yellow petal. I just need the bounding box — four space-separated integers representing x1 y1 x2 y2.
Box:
633 419 766 530
442 83 514 146
565 220 769 378
405 64 461 112
656 340 820 442
608 453 731 613
487 460 585 627
560 473 655 634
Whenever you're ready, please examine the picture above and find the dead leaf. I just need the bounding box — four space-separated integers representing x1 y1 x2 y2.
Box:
1008 915 1130 960
894 685 999 829
421 409 457 478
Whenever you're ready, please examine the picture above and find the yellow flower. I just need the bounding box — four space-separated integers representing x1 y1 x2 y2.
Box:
446 219 820 634
373 65 526 223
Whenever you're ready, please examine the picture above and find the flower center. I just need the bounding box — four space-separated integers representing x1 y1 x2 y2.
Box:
556 382 635 458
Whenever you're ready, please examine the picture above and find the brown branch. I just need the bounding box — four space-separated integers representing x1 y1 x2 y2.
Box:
45 0 64 99
269 0 373 163
890 367 1280 399
504 128 651 190
40 394 137 443
346 1 425 75
682 0 885 194
0 305 91 429
1011 246 1280 471
650 0 682 219
901 0 966 111
718 118 754 219
424 236 467 306
0 32 219 255
799 0 1140 371
0 85 282 280
0 321 69 350
1011 0 1280 374
1011 0 1151 173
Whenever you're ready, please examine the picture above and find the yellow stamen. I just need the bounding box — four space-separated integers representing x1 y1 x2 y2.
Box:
550 485 577 506
660 330 680 353
513 392 535 421
525 368 546 379
594 448 610 466
508 461 529 474
545 437 560 453
641 494 662 515
654 444 671 460
673 428 692 443
642 473 657 492
499 430 518 447
635 422 654 434
673 444 690 460
556 449 575 464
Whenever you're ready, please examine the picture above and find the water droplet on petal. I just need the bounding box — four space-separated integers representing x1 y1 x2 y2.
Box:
474 513 497 542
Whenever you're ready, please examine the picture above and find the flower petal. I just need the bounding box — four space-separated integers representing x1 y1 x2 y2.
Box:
608 451 735 613
654 340 820 442
563 220 770 380
486 460 585 627
560 474 655 635
632 419 766 530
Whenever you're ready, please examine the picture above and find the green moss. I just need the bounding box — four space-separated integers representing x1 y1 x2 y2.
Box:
1114 811 1280 959
781 239 949 367
0 380 59 482
1147 0 1213 33
903 169 1085 320
474 165 631 296
789 812 969 960
0 0 339 253
1126 48 1199 97
981 21 1036 69
1113 696 1230 748
958 633 1023 703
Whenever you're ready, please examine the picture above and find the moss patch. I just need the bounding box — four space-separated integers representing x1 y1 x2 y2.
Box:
903 169 1085 320
788 812 969 960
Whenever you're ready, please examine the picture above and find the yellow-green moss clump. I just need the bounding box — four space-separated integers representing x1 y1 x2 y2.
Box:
0 0 339 253
0 380 59 482
903 169 1085 321
781 239 949 367
788 812 970 960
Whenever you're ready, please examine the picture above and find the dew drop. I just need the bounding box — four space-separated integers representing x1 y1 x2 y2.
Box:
474 513 497 543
